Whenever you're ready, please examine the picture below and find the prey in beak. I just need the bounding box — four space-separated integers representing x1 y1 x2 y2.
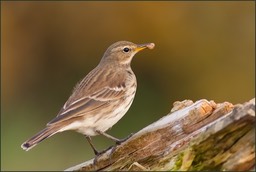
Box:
135 43 155 52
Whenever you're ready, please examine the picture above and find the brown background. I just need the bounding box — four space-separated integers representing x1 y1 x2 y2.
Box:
1 1 255 170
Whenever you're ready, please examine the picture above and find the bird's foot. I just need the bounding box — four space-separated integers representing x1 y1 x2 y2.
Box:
108 133 134 161
93 145 114 165
115 133 134 145
93 133 134 165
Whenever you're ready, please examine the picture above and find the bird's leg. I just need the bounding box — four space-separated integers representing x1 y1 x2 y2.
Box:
96 130 120 142
85 135 114 165
85 136 99 155
95 130 134 164
96 130 134 145
115 133 134 145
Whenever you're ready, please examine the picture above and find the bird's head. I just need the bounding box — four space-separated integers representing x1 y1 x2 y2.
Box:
100 41 155 65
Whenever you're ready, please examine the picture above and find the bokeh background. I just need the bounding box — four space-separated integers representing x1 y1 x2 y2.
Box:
1 1 254 171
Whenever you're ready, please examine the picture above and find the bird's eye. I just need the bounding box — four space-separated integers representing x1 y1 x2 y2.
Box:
123 47 130 53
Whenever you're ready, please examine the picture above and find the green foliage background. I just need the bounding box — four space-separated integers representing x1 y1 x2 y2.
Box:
1 1 254 170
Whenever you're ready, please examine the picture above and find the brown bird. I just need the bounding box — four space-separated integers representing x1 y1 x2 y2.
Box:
21 41 155 155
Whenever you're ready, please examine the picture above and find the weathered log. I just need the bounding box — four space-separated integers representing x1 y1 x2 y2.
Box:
65 98 255 171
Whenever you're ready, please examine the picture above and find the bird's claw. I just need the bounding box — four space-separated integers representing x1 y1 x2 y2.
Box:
93 145 114 165
116 133 134 145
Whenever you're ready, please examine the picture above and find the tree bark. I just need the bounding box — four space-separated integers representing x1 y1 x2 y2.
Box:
65 98 255 171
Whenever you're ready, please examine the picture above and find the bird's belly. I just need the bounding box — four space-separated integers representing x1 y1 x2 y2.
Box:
59 94 135 136
93 97 134 133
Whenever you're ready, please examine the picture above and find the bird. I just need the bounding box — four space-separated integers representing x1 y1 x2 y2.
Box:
21 41 155 156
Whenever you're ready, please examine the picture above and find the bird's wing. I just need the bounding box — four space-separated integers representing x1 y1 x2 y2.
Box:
47 80 127 126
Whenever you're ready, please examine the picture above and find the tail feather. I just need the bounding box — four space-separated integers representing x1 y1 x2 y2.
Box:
21 127 59 151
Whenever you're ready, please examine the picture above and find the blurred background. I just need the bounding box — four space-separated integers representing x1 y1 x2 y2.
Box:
1 1 254 170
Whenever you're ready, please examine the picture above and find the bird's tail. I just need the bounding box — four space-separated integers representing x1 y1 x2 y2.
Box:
21 126 60 151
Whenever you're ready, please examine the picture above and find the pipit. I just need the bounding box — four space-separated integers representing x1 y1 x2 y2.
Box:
21 41 155 156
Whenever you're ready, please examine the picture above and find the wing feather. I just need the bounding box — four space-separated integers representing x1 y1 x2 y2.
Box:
47 68 127 126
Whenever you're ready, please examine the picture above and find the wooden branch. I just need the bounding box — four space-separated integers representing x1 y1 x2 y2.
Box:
65 98 255 171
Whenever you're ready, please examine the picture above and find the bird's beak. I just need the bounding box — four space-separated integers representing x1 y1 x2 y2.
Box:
135 43 155 52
